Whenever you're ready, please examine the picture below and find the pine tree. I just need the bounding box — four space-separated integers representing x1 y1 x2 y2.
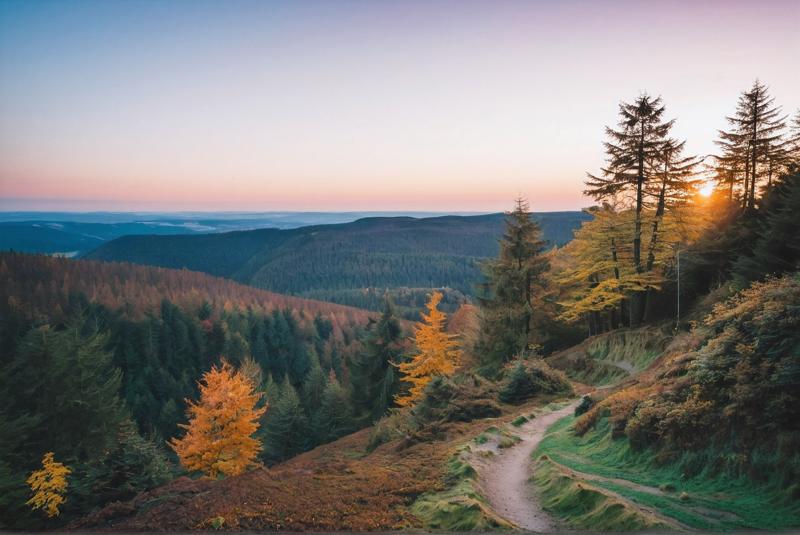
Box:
1 324 127 462
585 94 674 324
259 381 309 464
395 292 461 407
788 110 800 166
733 171 800 284
644 138 702 272
348 296 402 422
477 198 549 364
170 360 266 479
311 373 355 444
301 355 327 416
716 80 788 210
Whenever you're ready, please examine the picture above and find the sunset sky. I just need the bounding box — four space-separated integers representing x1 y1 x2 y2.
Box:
1 0 798 212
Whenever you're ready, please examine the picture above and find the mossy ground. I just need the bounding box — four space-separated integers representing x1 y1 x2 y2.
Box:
533 457 671 531
549 327 670 386
534 414 800 530
410 448 511 531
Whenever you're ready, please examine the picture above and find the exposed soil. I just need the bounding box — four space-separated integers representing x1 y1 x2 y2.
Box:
471 401 579 532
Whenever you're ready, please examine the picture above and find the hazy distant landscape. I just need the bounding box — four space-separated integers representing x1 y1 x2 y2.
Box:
0 211 488 256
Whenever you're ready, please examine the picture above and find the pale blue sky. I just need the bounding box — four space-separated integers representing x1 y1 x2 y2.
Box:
1 0 798 211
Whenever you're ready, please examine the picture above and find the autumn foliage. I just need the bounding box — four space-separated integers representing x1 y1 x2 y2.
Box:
395 292 461 406
26 452 70 518
170 360 267 479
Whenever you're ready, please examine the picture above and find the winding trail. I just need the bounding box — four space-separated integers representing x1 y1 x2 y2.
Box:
472 401 580 532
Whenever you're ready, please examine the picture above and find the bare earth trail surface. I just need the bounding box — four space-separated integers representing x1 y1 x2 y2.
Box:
472 400 580 532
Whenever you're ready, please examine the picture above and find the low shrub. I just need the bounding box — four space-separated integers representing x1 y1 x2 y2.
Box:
498 359 572 405
574 395 594 417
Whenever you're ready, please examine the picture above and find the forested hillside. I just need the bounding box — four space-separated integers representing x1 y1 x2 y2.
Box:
0 253 410 528
84 212 590 312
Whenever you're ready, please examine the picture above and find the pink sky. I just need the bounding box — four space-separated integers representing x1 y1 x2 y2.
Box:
1 0 798 212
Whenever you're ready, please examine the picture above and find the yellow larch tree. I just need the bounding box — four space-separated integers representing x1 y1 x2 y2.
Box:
26 452 70 518
395 291 462 406
170 359 267 479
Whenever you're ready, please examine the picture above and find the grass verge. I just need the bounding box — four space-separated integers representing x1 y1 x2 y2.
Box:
533 456 670 531
410 447 512 531
534 414 800 530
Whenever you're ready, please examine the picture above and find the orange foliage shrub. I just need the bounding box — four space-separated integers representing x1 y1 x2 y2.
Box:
574 386 650 436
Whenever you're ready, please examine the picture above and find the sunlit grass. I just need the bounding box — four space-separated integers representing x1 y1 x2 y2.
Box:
534 415 800 530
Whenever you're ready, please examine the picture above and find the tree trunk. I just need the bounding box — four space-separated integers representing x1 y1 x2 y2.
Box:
748 93 759 211
631 127 646 326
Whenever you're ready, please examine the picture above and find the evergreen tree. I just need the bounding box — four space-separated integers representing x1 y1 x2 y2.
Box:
477 198 548 364
301 355 327 416
311 373 356 444
585 94 674 324
259 381 308 464
266 311 290 381
498 362 535 405
68 420 171 515
348 297 403 422
715 80 789 210
733 171 800 284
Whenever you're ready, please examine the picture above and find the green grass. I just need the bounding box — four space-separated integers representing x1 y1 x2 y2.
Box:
533 415 800 530
411 448 511 531
533 457 670 531
511 415 529 427
559 327 670 386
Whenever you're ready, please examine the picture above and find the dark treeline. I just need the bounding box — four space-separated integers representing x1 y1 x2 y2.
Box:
303 286 469 320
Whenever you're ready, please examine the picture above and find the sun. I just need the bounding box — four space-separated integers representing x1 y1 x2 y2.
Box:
698 181 715 197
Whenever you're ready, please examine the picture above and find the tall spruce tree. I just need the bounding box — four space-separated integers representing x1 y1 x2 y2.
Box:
348 297 402 423
259 381 308 464
311 373 355 444
477 198 548 364
585 94 674 325
715 80 788 210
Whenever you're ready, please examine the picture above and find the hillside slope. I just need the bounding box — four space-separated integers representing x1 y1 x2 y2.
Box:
0 253 384 528
84 212 591 309
536 274 800 530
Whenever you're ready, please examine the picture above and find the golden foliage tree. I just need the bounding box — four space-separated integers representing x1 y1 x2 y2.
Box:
395 292 461 406
555 200 706 332
26 452 70 518
170 360 267 479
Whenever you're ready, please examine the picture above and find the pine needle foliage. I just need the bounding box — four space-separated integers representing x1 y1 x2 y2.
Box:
715 80 789 209
477 198 549 364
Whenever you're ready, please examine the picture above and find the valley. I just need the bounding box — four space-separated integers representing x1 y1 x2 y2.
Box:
81 212 590 314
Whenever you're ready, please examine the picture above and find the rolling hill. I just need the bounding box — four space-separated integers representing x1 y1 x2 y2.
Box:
0 211 489 256
84 212 590 309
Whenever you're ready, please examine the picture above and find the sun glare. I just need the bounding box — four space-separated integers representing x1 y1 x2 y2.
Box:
699 181 714 197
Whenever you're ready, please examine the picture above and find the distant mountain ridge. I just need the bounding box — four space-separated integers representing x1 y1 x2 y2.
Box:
0 211 488 256
84 212 591 308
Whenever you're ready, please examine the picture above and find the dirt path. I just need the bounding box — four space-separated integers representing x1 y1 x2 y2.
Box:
472 401 579 532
